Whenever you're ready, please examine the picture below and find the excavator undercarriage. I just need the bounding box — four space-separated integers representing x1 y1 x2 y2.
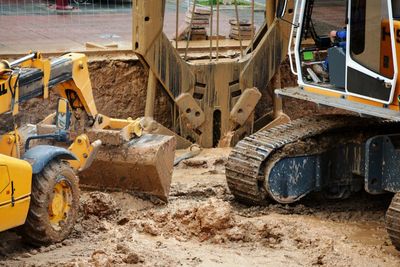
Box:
226 115 400 204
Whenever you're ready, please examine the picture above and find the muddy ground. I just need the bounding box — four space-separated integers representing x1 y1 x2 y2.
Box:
1 148 400 266
0 55 396 266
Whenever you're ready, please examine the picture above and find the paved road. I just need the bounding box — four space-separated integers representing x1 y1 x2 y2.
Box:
0 0 131 15
0 0 265 54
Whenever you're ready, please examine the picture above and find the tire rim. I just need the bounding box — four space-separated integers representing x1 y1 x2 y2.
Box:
48 178 73 231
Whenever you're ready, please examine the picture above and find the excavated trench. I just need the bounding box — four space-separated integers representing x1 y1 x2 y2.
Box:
0 55 348 134
0 57 172 133
0 55 399 266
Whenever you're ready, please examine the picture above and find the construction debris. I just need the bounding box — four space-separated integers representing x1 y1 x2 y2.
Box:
85 42 119 49
229 19 256 40
184 5 211 41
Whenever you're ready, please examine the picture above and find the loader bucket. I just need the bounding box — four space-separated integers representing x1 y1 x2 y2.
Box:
78 134 176 202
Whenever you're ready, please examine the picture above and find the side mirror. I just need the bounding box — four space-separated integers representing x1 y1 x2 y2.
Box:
276 0 288 19
56 98 71 130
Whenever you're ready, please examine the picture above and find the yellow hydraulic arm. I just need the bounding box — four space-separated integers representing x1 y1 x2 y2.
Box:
1 52 176 201
0 52 100 170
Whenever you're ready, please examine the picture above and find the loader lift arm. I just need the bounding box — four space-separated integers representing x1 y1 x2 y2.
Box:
0 52 100 171
0 53 84 244
1 52 176 201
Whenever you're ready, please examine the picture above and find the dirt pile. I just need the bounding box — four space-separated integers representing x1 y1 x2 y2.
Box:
89 246 144 267
0 57 173 134
81 192 119 218
72 191 342 265
130 197 322 250
88 59 172 127
197 198 233 231
132 198 235 242
1 184 400 266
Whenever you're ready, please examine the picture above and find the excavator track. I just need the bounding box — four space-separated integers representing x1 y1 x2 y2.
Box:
225 115 396 204
386 193 400 250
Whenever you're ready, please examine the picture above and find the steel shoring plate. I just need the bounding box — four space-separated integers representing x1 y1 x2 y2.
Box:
276 87 400 121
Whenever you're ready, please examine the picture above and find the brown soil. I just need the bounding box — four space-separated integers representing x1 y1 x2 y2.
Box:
255 60 352 122
1 56 348 135
1 149 400 266
0 57 173 134
1 56 398 266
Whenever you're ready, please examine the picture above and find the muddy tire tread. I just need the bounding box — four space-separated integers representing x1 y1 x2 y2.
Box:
17 160 79 246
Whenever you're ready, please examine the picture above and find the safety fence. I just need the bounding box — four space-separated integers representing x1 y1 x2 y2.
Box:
0 0 132 54
0 0 266 55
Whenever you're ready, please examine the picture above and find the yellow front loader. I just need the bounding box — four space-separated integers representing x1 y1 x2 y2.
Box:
0 52 176 245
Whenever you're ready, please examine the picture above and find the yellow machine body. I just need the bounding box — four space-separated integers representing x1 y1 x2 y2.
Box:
0 154 32 232
0 52 100 172
0 50 175 238
0 51 175 206
33 52 176 201
0 52 50 115
53 53 98 117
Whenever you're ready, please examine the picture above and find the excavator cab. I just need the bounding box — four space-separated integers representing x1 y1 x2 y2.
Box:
285 0 400 114
295 0 348 87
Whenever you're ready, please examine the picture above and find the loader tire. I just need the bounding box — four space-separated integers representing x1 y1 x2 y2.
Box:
18 160 79 246
386 193 400 251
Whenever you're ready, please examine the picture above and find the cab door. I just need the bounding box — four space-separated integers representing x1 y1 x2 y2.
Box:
346 0 398 104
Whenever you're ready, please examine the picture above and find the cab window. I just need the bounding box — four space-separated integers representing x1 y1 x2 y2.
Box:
350 0 394 78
